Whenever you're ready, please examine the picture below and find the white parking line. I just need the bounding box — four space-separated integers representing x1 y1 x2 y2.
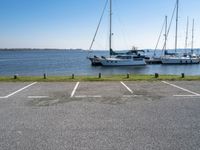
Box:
70 82 80 98
174 95 200 97
0 82 37 99
75 95 102 98
162 81 200 96
123 95 139 98
28 96 49 99
120 81 133 94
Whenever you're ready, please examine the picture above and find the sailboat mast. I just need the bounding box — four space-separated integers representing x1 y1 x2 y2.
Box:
175 0 179 53
164 16 168 51
109 0 112 57
184 16 189 52
191 19 194 53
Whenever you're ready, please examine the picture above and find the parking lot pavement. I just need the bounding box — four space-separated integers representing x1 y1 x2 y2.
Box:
0 81 200 149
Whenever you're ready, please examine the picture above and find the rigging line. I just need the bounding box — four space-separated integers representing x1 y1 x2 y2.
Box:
116 12 130 50
161 1 177 51
154 17 166 56
89 0 109 51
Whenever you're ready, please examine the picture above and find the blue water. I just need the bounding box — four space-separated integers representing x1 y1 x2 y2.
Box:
1 49 200 76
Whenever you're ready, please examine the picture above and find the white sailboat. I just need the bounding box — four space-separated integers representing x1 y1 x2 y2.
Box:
161 54 199 64
161 0 199 64
88 0 146 66
147 16 168 64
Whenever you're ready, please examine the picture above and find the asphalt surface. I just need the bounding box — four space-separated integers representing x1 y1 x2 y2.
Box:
0 81 200 150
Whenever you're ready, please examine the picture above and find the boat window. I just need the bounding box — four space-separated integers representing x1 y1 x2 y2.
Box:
116 56 131 59
133 58 143 61
116 56 121 58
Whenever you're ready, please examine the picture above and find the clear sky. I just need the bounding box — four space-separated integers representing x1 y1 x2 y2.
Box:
0 0 200 50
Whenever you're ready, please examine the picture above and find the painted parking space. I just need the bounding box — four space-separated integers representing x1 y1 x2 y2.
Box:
73 82 134 98
173 81 200 93
20 82 77 99
122 81 192 100
10 82 79 106
162 81 200 97
0 82 37 98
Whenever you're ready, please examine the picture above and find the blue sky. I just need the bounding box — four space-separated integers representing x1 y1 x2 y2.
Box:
0 0 200 50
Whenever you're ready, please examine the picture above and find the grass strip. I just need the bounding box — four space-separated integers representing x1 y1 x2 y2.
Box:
0 74 200 82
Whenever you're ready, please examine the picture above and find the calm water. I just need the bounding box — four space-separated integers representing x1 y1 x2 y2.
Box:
1 49 200 76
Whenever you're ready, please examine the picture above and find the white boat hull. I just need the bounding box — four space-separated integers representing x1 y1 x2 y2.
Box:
100 58 146 66
161 57 199 64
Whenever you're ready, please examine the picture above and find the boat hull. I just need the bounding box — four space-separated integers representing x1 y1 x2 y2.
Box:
146 57 162 64
88 57 103 66
161 57 200 64
88 56 146 66
100 58 146 66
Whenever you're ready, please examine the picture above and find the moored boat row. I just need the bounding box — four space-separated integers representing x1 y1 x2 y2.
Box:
88 49 149 66
90 50 200 66
88 0 200 67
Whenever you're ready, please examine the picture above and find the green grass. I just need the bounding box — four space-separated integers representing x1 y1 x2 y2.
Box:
1 74 200 82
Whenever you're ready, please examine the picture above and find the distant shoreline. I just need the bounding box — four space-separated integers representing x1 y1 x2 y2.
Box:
0 48 84 51
0 48 200 51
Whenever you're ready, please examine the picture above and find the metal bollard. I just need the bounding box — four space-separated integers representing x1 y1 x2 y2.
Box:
181 73 185 78
72 74 75 79
98 73 101 79
155 73 159 78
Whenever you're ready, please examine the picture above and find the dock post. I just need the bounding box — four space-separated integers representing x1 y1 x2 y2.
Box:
155 73 159 78
127 73 130 78
43 73 46 79
181 73 185 78
99 73 101 79
14 74 18 79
